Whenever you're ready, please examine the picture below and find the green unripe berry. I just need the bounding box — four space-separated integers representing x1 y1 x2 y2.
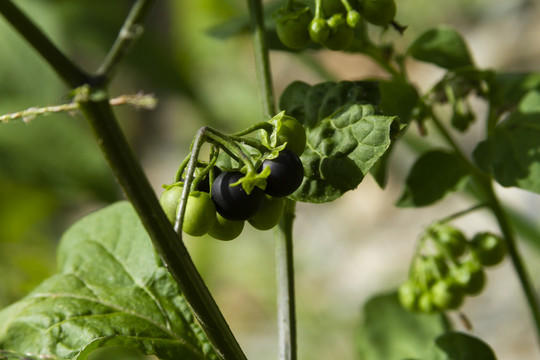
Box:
471 232 506 267
418 292 436 314
346 10 362 28
431 279 464 310
248 195 285 230
453 260 486 296
274 6 312 50
309 18 330 44
430 223 468 259
208 213 244 241
398 280 421 312
159 185 216 237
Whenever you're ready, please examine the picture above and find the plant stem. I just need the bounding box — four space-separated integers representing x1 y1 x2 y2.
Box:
274 200 298 360
0 0 89 87
483 180 540 346
246 0 275 118
245 1 298 358
95 0 156 86
77 91 247 360
430 107 540 349
1 1 247 357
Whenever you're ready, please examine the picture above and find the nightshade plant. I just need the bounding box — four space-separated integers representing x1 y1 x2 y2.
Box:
0 0 539 359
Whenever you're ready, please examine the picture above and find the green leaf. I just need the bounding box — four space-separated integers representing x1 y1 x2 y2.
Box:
0 350 56 360
408 26 473 70
0 202 217 360
296 103 396 202
379 78 419 124
397 150 471 207
487 72 540 113
279 80 396 203
434 332 497 360
473 113 540 194
356 292 450 360
518 89 540 114
278 80 311 122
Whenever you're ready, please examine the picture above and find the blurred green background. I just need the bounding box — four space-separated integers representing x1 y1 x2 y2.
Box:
1 0 539 359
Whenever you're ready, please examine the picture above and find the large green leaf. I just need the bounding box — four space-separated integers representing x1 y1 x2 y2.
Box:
279 80 398 203
356 292 450 360
397 150 471 207
408 26 473 70
0 202 217 360
473 112 540 194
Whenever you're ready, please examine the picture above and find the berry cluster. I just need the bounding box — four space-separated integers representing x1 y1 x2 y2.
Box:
159 112 306 241
274 0 397 51
398 223 507 313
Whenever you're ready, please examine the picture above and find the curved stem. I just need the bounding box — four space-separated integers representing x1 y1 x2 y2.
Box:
274 200 298 360
0 0 90 87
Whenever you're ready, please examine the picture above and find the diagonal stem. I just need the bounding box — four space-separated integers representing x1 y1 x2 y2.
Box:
77 90 247 360
0 1 248 358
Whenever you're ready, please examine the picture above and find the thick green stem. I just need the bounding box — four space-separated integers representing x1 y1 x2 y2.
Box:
77 93 247 360
0 0 89 87
95 0 156 86
274 200 298 360
1 1 247 358
246 0 275 118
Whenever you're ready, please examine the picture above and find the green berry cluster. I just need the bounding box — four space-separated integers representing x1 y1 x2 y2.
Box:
274 0 396 51
159 113 306 241
398 223 507 314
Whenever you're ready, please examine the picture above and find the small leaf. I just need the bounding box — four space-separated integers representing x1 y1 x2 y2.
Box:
356 292 450 360
435 332 497 360
397 150 471 207
408 26 473 70
473 113 540 194
0 202 217 360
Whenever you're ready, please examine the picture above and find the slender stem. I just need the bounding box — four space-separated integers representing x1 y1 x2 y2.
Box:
0 0 89 87
245 1 298 358
174 128 206 233
437 203 488 224
246 0 275 118
94 0 156 86
77 90 247 360
429 102 540 349
274 200 297 360
483 180 540 346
